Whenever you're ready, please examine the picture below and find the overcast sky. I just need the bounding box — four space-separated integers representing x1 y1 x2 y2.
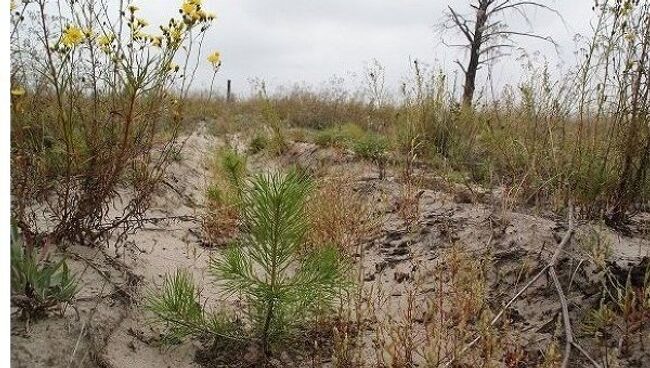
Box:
133 0 594 96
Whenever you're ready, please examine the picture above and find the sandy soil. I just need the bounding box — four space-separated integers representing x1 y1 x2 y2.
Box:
10 124 650 367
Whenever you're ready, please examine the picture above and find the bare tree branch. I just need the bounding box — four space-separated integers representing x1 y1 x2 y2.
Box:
448 6 475 43
478 53 511 66
439 0 560 107
492 1 560 16
479 43 514 55
455 60 468 75
486 30 556 44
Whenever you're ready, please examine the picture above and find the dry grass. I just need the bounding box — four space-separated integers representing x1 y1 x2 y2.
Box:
185 68 649 223
306 176 380 255
200 148 246 246
181 3 650 222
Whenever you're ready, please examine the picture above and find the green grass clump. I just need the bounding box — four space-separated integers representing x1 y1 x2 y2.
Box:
352 133 388 161
205 184 224 204
202 148 248 245
351 132 389 178
314 122 366 148
11 224 78 320
146 270 238 344
203 147 247 210
205 147 247 207
313 129 343 148
248 133 269 154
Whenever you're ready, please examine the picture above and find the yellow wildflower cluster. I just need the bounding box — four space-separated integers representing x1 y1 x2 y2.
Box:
207 51 221 68
180 0 215 25
60 25 86 47
120 5 167 48
97 33 115 52
114 1 216 50
127 7 151 42
97 1 216 55
160 18 186 47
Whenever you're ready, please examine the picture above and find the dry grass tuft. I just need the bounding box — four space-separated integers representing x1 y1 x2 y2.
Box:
306 176 379 255
201 148 247 246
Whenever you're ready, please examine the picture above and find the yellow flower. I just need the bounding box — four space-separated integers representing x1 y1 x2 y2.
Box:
181 2 197 15
169 24 184 45
151 36 162 47
11 86 26 96
133 30 147 40
10 0 16 12
207 51 220 66
180 0 211 23
135 18 148 27
128 4 139 13
165 62 180 72
97 33 114 47
192 9 206 21
61 25 85 47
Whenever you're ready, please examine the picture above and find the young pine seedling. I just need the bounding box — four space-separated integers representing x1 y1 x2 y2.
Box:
211 171 349 355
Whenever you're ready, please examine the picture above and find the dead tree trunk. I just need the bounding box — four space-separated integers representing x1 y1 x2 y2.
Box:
443 0 557 108
462 3 489 106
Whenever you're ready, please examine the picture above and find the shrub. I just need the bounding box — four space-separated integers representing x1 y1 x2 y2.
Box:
10 224 78 321
313 128 345 148
211 171 349 354
352 133 389 178
352 133 388 161
10 0 218 247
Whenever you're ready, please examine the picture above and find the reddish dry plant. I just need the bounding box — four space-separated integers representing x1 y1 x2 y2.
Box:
396 139 423 231
201 203 239 246
306 176 379 254
335 246 501 367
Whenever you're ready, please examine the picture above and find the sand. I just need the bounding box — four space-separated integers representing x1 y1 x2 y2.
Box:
11 123 650 367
